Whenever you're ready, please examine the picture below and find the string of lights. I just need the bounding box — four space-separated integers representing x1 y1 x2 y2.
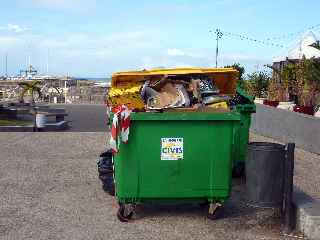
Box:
263 23 320 41
210 24 320 49
210 29 285 48
209 25 320 67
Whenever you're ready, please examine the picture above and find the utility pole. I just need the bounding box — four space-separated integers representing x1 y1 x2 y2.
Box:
47 48 49 74
215 29 223 68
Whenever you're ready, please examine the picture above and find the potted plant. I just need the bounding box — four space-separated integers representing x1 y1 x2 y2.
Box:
264 78 279 107
276 63 296 110
266 63 295 109
293 58 320 115
18 80 43 131
246 71 270 104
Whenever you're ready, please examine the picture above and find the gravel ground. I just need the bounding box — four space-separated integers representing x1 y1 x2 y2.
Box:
0 133 304 240
251 133 320 201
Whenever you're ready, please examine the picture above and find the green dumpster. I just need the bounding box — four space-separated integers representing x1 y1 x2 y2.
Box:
113 111 240 221
232 88 256 177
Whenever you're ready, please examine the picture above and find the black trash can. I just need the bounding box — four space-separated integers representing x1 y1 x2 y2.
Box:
246 142 286 208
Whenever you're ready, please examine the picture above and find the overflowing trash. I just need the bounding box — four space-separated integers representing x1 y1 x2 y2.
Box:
107 69 243 113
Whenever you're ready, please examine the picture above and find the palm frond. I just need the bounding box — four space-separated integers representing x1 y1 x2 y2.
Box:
34 86 42 98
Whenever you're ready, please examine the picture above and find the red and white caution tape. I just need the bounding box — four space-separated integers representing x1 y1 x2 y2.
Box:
109 105 132 154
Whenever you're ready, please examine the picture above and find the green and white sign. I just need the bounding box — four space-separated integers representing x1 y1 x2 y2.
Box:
161 138 183 160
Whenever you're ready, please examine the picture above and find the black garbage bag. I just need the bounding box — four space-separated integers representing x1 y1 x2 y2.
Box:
102 183 115 196
99 150 113 158
98 160 113 174
97 150 113 174
97 149 115 196
99 173 114 183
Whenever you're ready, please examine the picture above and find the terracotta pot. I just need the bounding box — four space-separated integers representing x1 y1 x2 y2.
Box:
293 105 314 116
263 100 279 107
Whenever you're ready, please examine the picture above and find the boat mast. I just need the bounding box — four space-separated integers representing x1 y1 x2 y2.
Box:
46 48 49 74
5 53 8 77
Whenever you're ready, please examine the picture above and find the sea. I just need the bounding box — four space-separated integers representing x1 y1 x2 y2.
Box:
81 77 111 82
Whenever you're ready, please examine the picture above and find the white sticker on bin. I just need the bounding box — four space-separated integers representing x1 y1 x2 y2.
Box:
161 138 183 160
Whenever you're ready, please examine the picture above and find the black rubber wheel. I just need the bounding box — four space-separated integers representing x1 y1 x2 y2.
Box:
117 204 133 222
207 204 224 220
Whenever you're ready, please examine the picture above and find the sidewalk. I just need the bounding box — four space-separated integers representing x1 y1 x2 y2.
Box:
251 133 320 240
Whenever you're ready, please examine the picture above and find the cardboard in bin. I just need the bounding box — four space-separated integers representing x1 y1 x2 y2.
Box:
109 67 239 110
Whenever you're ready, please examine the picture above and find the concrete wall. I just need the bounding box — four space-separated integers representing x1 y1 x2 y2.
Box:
250 104 320 155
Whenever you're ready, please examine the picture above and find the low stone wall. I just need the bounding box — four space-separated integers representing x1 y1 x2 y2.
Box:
250 104 320 155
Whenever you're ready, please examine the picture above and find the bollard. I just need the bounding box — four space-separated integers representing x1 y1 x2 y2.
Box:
283 143 295 234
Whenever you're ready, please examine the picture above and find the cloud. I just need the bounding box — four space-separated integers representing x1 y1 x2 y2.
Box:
167 48 206 58
0 24 29 33
0 29 155 76
0 36 21 46
140 47 272 72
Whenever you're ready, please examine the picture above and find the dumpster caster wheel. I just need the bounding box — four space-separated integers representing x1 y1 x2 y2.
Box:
207 203 224 220
117 204 134 222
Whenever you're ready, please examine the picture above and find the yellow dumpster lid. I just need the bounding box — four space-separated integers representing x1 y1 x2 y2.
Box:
112 67 236 76
111 67 239 94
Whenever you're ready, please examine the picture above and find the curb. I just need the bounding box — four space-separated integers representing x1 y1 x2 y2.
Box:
0 125 34 132
0 121 69 132
294 189 320 240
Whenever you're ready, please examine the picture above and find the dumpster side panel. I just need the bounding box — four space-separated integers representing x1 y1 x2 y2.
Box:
210 121 234 197
114 123 141 201
238 112 251 162
114 115 238 203
234 104 255 170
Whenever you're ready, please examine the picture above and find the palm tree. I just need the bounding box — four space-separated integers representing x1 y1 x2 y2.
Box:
18 81 42 131
18 80 42 105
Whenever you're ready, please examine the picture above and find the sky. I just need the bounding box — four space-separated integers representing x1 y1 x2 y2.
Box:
0 0 320 77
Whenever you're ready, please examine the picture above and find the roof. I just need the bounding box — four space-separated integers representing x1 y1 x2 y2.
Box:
273 31 320 63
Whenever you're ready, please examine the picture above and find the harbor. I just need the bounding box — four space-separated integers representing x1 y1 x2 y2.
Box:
0 64 110 105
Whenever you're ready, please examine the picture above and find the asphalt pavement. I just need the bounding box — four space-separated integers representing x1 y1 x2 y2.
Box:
52 104 108 132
